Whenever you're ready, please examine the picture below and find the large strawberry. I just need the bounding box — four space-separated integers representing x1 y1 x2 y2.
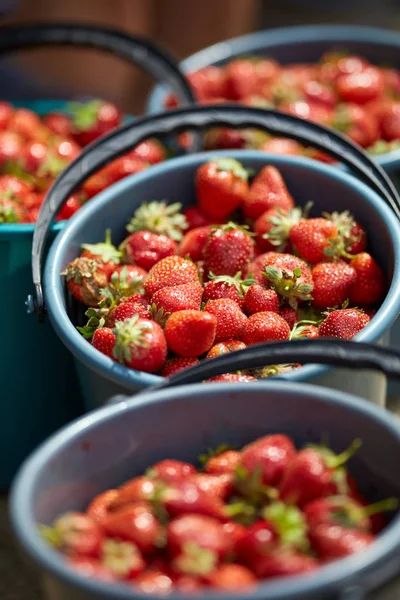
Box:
242 311 290 345
202 272 254 307
336 67 384 105
164 310 217 357
319 308 370 339
63 257 108 306
263 253 313 308
144 256 200 297
225 58 280 100
179 226 211 261
243 283 279 315
333 103 379 148
312 262 357 309
243 165 295 221
113 316 167 373
289 217 338 264
204 298 248 342
203 223 255 278
126 201 187 242
120 231 177 271
132 139 166 165
254 206 303 253
196 158 249 220
151 282 203 315
349 252 385 305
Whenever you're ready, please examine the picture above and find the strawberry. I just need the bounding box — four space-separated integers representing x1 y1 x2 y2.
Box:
336 67 384 105
0 131 23 165
325 210 367 256
280 440 361 507
189 473 233 501
0 173 33 199
124 293 149 308
68 556 115 582
132 139 166 164
148 459 196 483
163 480 225 520
246 549 318 578
239 434 296 487
151 282 203 315
41 512 103 557
319 308 370 340
43 112 73 136
0 101 13 129
203 223 255 277
110 265 147 296
144 256 199 297
63 257 108 306
225 58 280 100
312 262 357 309
202 272 254 307
243 165 295 220
196 158 249 220
278 306 299 329
246 252 274 284
320 52 368 81
349 252 385 305
81 169 113 200
21 140 48 173
113 316 167 373
164 310 216 357
69 100 122 146
302 80 337 107
280 99 333 125
263 253 313 308
183 206 220 231
111 477 157 510
161 357 200 377
290 322 319 340
204 450 241 475
103 501 163 554
167 514 230 563
53 137 81 162
309 523 374 561
254 206 299 253
106 154 147 183
206 340 246 358
333 103 379 148
235 520 277 566
133 570 174 593
120 230 177 271
102 539 145 580
206 564 256 590
0 197 23 223
8 108 41 138
204 298 247 342
92 327 116 359
80 229 122 279
126 201 187 242
204 127 247 150
379 102 400 142
187 66 227 101
106 301 151 328
290 217 338 264
56 195 83 221
207 373 257 383
87 490 118 524
243 283 279 315
260 137 304 156
178 226 211 261
242 311 290 345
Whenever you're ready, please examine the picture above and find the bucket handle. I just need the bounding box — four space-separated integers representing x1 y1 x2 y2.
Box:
0 22 195 109
30 104 400 321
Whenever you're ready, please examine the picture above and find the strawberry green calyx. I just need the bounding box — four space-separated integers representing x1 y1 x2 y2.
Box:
126 201 188 241
198 444 234 465
113 315 150 364
264 204 311 250
322 210 361 259
38 524 63 549
173 542 218 577
308 439 362 470
102 539 142 577
67 100 102 130
234 464 278 506
2 160 35 184
263 266 313 309
77 307 107 340
369 140 400 155
332 104 350 133
208 271 256 297
289 320 319 340
82 229 122 264
0 203 18 223
110 267 144 296
271 83 299 105
225 500 257 526
214 157 249 180
214 221 254 237
37 153 68 178
149 303 170 328
325 496 398 530
263 502 309 552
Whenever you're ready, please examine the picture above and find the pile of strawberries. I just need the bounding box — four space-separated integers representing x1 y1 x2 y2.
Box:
41 433 396 592
0 100 166 224
165 51 400 159
64 158 384 380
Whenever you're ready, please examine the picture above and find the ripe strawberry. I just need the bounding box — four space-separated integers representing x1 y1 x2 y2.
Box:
320 52 368 81
68 556 115 582
106 301 151 328
263 253 313 308
92 327 116 359
53 137 81 162
187 66 227 101
151 282 203 315
204 127 247 150
235 520 277 566
0 101 13 129
310 523 374 561
69 100 122 146
243 165 295 220
260 137 304 156
312 262 357 309
102 539 145 580
133 570 174 594
206 340 246 358
239 434 296 487
202 272 253 308
167 514 230 563
110 265 147 296
349 252 385 305
254 206 298 253
243 283 279 315
148 459 196 483
106 154 147 183
56 195 82 221
63 257 108 306
325 210 367 256
280 99 333 125
120 230 177 271
206 564 256 590
164 310 217 357
196 158 249 220
204 298 248 343
82 168 113 199
247 549 318 578
144 256 200 297
178 226 211 261
0 197 23 223
319 308 370 340
225 58 280 100
246 252 274 284
123 293 149 308
203 224 255 277
242 311 290 345
207 373 257 383
126 201 187 242
204 450 241 475
42 512 103 557
132 139 166 164
0 173 32 199
87 489 118 524
336 67 384 104
161 357 199 377
113 316 167 372
163 480 225 520
379 102 400 141
302 80 337 107
111 477 157 511
80 229 122 279
183 206 221 231
290 322 319 340
103 501 163 554
290 218 338 264
278 306 299 329
0 131 23 165
333 103 379 148
42 112 73 136
8 108 41 138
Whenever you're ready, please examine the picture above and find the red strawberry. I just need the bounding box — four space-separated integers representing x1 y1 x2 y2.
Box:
133 570 174 594
144 256 199 297
336 67 384 105
0 196 24 223
206 340 246 358
243 283 279 315
349 252 385 305
167 514 230 562
187 66 227 101
126 201 187 242
326 210 367 256
235 520 277 566
204 450 241 475
63 257 108 306
21 140 48 173
379 102 400 142
106 301 151 328
280 99 333 126
243 166 295 221
290 218 338 264
56 195 82 221
260 137 304 156
164 310 217 357
92 327 116 359
103 501 163 554
113 316 167 373
183 206 220 231
80 229 122 279
263 253 313 308
246 549 318 578
203 224 255 277
225 58 280 100
0 131 23 165
124 293 149 308
68 556 115 582
178 226 211 261
106 154 147 183
207 373 257 383
319 308 370 340
189 473 233 501
303 80 337 107
0 101 13 128
202 272 254 307
204 127 247 150
333 103 379 148
148 459 196 483
120 231 177 271
8 108 41 138
82 169 113 199
43 512 103 557
290 323 319 340
242 311 290 345
110 265 148 296
53 137 81 162
239 434 296 487
161 357 200 377
278 306 299 329
132 139 166 164
111 477 157 510
0 173 32 199
312 262 357 309
246 252 275 284
204 298 248 343
69 100 122 146
151 281 203 315
163 480 225 520
254 206 296 253
310 523 374 561
43 112 73 136
87 489 118 524
206 564 256 590
102 539 145 580
196 158 249 220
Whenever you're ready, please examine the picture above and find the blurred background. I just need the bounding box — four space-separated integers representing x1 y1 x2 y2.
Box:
1 0 399 113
